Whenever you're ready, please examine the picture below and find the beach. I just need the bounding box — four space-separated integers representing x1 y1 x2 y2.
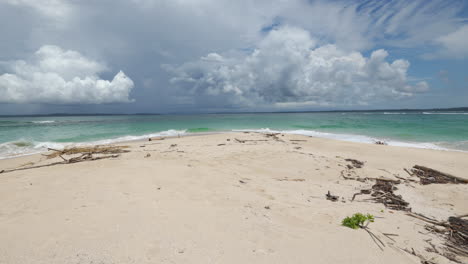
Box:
0 132 467 264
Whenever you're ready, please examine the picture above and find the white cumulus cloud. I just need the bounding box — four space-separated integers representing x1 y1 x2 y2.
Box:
0 45 134 104
165 26 428 108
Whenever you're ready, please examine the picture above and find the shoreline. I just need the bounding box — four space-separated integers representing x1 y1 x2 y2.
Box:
1 129 467 161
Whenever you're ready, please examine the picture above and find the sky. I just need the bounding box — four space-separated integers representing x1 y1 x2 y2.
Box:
0 0 467 114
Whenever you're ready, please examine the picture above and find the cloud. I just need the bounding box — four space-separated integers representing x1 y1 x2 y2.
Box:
166 27 428 108
0 0 465 113
0 45 134 104
4 0 71 20
433 25 468 58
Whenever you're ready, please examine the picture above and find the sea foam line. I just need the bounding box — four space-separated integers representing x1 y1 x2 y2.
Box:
233 128 459 151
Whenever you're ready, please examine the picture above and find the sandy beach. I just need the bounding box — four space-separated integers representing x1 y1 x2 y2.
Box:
0 132 467 264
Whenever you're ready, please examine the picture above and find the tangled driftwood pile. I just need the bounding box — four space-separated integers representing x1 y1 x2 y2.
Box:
411 165 468 185
0 145 129 174
370 179 410 211
408 213 468 262
45 145 129 159
447 216 468 256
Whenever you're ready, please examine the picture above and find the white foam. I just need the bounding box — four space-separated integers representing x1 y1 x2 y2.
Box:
32 120 56 124
0 130 187 159
422 112 468 115
233 128 453 151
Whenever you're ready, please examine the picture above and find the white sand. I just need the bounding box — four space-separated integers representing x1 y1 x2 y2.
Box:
0 132 467 264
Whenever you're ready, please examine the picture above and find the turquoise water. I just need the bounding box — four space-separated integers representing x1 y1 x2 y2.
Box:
1 111 467 158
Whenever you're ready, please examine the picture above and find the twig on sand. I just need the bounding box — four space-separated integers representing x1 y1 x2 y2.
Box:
404 168 413 177
382 233 398 242
234 138 245 143
363 227 385 251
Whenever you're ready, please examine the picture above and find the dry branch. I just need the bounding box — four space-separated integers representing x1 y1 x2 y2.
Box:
45 145 129 159
1 145 128 174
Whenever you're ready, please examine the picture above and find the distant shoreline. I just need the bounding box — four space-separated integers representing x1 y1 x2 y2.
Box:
1 107 467 117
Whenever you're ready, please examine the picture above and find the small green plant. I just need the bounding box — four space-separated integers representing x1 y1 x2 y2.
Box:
342 213 375 229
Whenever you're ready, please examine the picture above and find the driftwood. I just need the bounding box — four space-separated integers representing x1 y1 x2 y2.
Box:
411 165 468 185
326 191 339 202
345 158 364 169
407 212 468 261
363 227 386 251
45 145 129 159
404 168 413 177
0 145 128 174
446 216 468 257
0 154 120 174
368 179 410 211
352 189 372 201
264 133 283 142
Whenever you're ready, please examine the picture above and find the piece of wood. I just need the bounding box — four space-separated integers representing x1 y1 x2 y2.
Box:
326 191 339 202
406 213 447 227
404 168 413 177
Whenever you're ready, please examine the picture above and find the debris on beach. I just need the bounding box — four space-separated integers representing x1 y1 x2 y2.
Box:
374 140 388 145
345 158 365 169
235 138 245 143
234 138 268 144
410 165 468 185
407 213 468 262
446 216 468 256
0 145 129 174
369 179 410 211
351 189 372 201
264 133 283 142
276 177 305 182
326 191 339 202
45 145 129 159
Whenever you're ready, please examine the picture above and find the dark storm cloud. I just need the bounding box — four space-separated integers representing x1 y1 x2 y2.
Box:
0 0 467 114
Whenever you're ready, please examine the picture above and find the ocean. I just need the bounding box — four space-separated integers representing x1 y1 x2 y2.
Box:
1 111 467 159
